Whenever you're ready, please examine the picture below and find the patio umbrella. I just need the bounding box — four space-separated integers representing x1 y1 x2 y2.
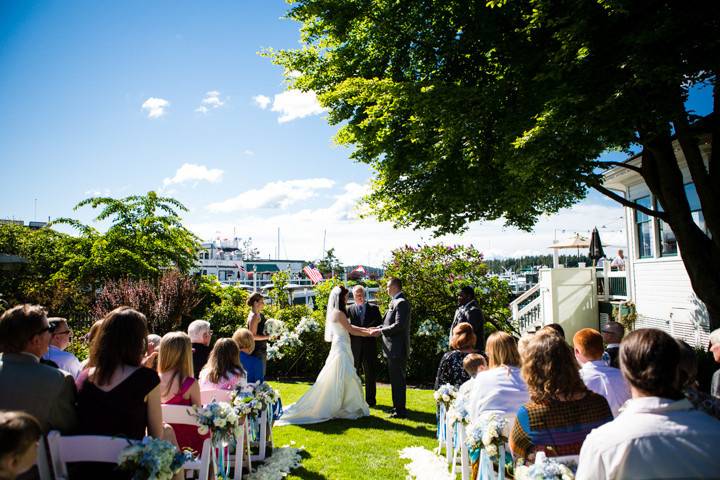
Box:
589 227 605 266
548 234 590 258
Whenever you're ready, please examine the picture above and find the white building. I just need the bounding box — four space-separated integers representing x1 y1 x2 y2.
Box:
602 138 711 348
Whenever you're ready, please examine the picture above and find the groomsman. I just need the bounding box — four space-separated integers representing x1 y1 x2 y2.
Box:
347 285 382 406
372 277 411 418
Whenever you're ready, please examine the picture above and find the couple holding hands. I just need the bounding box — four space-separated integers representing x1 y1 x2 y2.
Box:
276 278 411 425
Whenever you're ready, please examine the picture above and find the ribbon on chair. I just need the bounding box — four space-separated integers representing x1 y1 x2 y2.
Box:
272 399 283 421
474 445 506 480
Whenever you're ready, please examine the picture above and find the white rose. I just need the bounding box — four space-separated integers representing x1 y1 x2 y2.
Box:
482 431 493 446
485 444 498 457
198 425 209 435
213 418 227 428
442 394 450 402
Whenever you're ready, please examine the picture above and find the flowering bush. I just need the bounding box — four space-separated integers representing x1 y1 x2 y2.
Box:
433 383 458 409
465 412 508 459
190 401 241 446
117 437 191 480
266 314 320 361
514 452 575 480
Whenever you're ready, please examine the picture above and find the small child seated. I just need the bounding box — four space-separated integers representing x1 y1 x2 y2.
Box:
0 411 42 480
233 328 263 384
463 353 487 378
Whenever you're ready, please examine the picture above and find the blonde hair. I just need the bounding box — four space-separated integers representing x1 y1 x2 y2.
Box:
158 332 194 396
486 331 521 368
232 328 255 352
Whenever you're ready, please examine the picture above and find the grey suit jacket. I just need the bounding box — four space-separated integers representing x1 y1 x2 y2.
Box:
380 293 412 359
0 352 78 433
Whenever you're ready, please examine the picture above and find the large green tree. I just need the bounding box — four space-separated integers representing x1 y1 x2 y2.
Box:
271 0 720 327
54 191 200 284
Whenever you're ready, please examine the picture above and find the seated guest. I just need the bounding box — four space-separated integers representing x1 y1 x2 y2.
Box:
677 339 720 420
510 330 612 460
43 317 82 378
159 332 206 455
233 328 263 384
540 323 565 339
0 411 42 480
576 329 720 479
573 328 630 417
199 338 247 392
468 332 528 426
188 320 213 378
517 333 533 357
458 353 487 398
434 323 477 390
79 319 104 370
0 304 77 433
145 334 161 370
710 328 720 398
601 321 624 368
76 307 166 478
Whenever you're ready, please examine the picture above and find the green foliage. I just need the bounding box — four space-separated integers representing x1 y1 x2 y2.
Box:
53 191 201 283
195 276 250 338
265 305 329 377
377 244 512 381
268 270 291 308
316 248 344 278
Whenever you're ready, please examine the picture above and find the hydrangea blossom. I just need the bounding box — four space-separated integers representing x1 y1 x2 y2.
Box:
514 451 575 480
433 383 458 409
117 436 192 480
465 412 508 460
190 401 241 446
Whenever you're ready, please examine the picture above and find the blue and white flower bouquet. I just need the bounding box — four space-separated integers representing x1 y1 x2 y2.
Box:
229 384 264 418
117 436 191 480
433 383 458 409
263 318 285 339
514 451 575 480
447 394 471 426
190 400 241 446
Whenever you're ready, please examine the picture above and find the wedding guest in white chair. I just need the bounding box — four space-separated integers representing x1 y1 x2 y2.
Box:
199 338 247 401
577 329 720 480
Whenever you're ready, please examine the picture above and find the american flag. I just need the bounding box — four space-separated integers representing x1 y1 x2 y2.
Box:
303 264 324 284
235 262 246 273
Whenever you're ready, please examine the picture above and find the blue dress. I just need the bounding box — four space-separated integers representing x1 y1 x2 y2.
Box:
241 352 264 383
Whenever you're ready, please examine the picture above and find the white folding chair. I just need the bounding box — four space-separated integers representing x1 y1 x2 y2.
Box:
45 430 134 480
249 409 273 462
450 422 471 480
161 405 212 480
201 388 232 405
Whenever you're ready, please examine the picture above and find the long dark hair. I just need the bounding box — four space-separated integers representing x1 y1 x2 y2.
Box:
89 306 148 386
204 338 245 384
338 286 349 316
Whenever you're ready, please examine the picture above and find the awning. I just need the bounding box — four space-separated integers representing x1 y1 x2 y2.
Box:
246 264 280 273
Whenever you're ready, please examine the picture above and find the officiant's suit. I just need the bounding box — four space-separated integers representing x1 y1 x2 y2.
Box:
348 301 382 405
379 292 411 416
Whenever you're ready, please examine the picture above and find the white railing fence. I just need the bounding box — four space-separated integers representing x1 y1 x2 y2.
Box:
510 284 543 334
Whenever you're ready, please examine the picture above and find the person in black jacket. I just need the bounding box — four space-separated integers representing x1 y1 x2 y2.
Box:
449 286 487 351
347 285 382 406
601 321 624 368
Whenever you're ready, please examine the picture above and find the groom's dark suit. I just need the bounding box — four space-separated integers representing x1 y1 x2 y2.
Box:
348 301 382 405
379 292 411 415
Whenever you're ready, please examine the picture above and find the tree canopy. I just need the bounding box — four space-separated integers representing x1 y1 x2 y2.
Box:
271 0 720 324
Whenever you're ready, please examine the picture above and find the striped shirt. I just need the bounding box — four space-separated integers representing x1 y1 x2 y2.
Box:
510 392 613 459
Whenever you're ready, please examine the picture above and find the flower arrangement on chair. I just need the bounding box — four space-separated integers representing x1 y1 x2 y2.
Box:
465 412 509 480
231 382 282 460
117 436 192 480
433 383 458 456
190 401 242 479
514 451 575 480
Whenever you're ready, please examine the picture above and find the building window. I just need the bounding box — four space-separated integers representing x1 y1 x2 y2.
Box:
685 183 709 235
655 200 678 257
635 196 653 259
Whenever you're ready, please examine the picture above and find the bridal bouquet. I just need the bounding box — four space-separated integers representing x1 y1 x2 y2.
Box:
465 412 508 460
433 383 458 409
117 437 191 480
263 318 285 339
190 401 241 446
514 452 575 480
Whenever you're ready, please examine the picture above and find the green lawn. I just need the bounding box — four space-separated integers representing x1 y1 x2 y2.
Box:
267 380 437 479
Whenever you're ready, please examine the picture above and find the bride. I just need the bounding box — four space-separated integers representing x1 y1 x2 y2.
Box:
275 285 374 425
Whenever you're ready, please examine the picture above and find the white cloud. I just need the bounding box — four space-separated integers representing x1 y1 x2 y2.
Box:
141 97 170 118
196 91 225 114
253 94 271 110
271 89 325 123
207 178 335 213
242 149 255 156
163 163 224 186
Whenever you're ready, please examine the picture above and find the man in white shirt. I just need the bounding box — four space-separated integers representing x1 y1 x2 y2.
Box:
610 249 625 271
576 329 720 480
43 317 82 378
573 328 630 417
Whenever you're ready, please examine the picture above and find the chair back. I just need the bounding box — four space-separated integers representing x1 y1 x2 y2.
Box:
46 431 132 480
201 388 232 404
160 405 211 480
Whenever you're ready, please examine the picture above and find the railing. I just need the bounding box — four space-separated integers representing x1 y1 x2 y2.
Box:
510 284 543 334
596 266 628 301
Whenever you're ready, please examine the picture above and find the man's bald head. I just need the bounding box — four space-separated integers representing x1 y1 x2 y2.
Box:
602 321 625 344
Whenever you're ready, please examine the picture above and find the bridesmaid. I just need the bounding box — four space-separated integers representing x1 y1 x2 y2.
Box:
246 293 270 376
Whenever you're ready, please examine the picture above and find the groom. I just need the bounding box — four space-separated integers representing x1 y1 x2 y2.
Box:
372 277 411 418
348 285 382 406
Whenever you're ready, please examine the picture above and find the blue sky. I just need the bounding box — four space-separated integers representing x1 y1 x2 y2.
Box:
0 2 712 265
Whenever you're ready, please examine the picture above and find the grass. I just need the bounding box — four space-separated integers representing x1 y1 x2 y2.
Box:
267 380 437 480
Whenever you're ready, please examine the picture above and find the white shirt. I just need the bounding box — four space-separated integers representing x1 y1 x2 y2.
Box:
610 256 625 269
576 397 720 480
579 360 631 417
43 345 82 378
468 366 529 431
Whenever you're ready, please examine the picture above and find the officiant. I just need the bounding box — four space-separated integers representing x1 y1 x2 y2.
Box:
348 285 382 406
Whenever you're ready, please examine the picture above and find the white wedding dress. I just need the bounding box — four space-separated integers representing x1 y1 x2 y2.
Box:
275 287 370 425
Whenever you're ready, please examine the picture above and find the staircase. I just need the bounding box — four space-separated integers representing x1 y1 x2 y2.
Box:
510 284 544 334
